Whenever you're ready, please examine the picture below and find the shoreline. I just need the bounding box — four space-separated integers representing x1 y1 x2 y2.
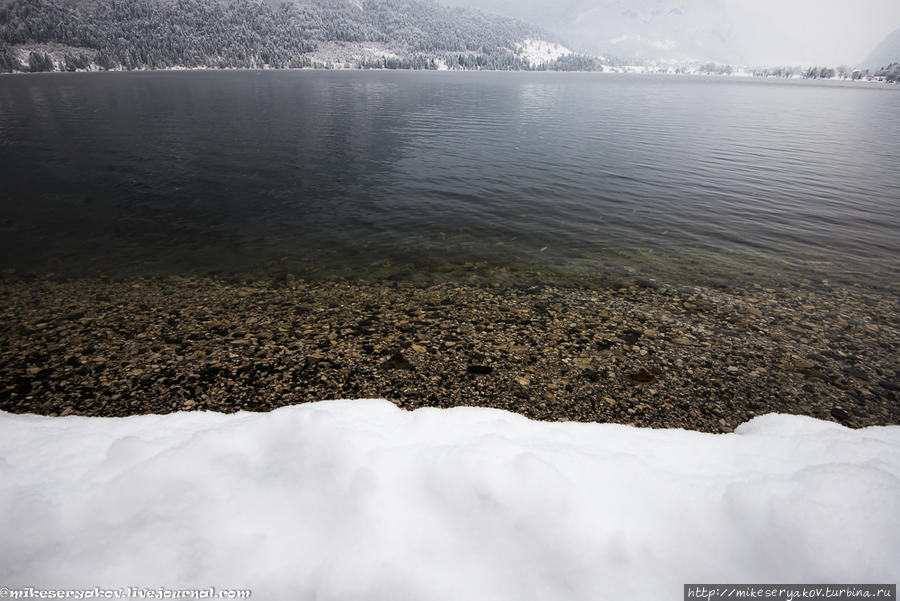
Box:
1 274 897 433
2 66 897 86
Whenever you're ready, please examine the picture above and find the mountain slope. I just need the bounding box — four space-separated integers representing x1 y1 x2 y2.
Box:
439 0 739 63
861 27 900 70
566 0 736 62
0 0 565 71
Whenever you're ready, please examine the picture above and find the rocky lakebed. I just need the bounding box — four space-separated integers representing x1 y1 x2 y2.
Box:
1 273 897 432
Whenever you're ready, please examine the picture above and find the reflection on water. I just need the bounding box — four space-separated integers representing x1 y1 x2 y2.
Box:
0 71 898 288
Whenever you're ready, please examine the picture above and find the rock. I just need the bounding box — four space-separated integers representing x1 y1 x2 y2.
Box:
619 329 643 344
467 365 493 375
878 381 900 392
581 369 600 382
514 376 530 387
843 367 868 380
410 344 426 353
572 357 593 369
636 278 661 289
671 337 692 346
830 407 850 422
627 370 656 384
380 352 414 371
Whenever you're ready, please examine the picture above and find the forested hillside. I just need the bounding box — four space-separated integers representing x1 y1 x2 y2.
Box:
0 0 584 72
874 62 900 82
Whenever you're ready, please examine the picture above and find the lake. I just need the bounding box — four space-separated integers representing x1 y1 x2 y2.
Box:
1 70 898 289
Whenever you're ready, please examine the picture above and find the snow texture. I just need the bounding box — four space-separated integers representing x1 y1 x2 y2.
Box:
1 399 898 600
516 39 573 67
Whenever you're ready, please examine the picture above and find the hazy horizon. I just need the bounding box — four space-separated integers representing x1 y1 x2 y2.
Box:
440 0 900 67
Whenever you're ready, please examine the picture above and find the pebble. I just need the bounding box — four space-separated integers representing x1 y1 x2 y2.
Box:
627 370 657 384
791 358 815 370
830 407 850 422
381 352 414 371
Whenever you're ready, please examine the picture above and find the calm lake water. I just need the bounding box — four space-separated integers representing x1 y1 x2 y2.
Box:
1 71 898 288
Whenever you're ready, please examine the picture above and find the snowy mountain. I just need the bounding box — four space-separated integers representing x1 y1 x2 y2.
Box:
0 0 567 72
437 0 900 68
861 27 900 70
566 0 737 62
440 0 739 63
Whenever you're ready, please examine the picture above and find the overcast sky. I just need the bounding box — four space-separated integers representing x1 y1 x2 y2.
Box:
442 0 900 66
728 0 900 65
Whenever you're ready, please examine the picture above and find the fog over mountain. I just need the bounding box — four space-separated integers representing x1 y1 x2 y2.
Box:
439 0 900 66
862 28 900 70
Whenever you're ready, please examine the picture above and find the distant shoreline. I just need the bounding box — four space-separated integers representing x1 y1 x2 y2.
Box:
3 66 896 86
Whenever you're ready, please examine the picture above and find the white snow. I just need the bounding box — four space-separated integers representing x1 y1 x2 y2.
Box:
1 399 898 599
516 39 573 67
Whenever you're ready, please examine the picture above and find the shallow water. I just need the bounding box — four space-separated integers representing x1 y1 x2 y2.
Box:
1 71 898 288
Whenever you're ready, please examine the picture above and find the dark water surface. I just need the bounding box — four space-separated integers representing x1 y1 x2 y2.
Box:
1 71 898 288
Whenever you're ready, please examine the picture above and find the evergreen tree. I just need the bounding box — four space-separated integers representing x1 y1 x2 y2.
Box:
27 49 52 71
0 43 20 70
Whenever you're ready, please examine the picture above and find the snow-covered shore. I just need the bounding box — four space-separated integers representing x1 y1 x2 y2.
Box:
1 399 898 599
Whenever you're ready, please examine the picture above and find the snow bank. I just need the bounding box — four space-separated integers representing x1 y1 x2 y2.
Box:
1 400 898 599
